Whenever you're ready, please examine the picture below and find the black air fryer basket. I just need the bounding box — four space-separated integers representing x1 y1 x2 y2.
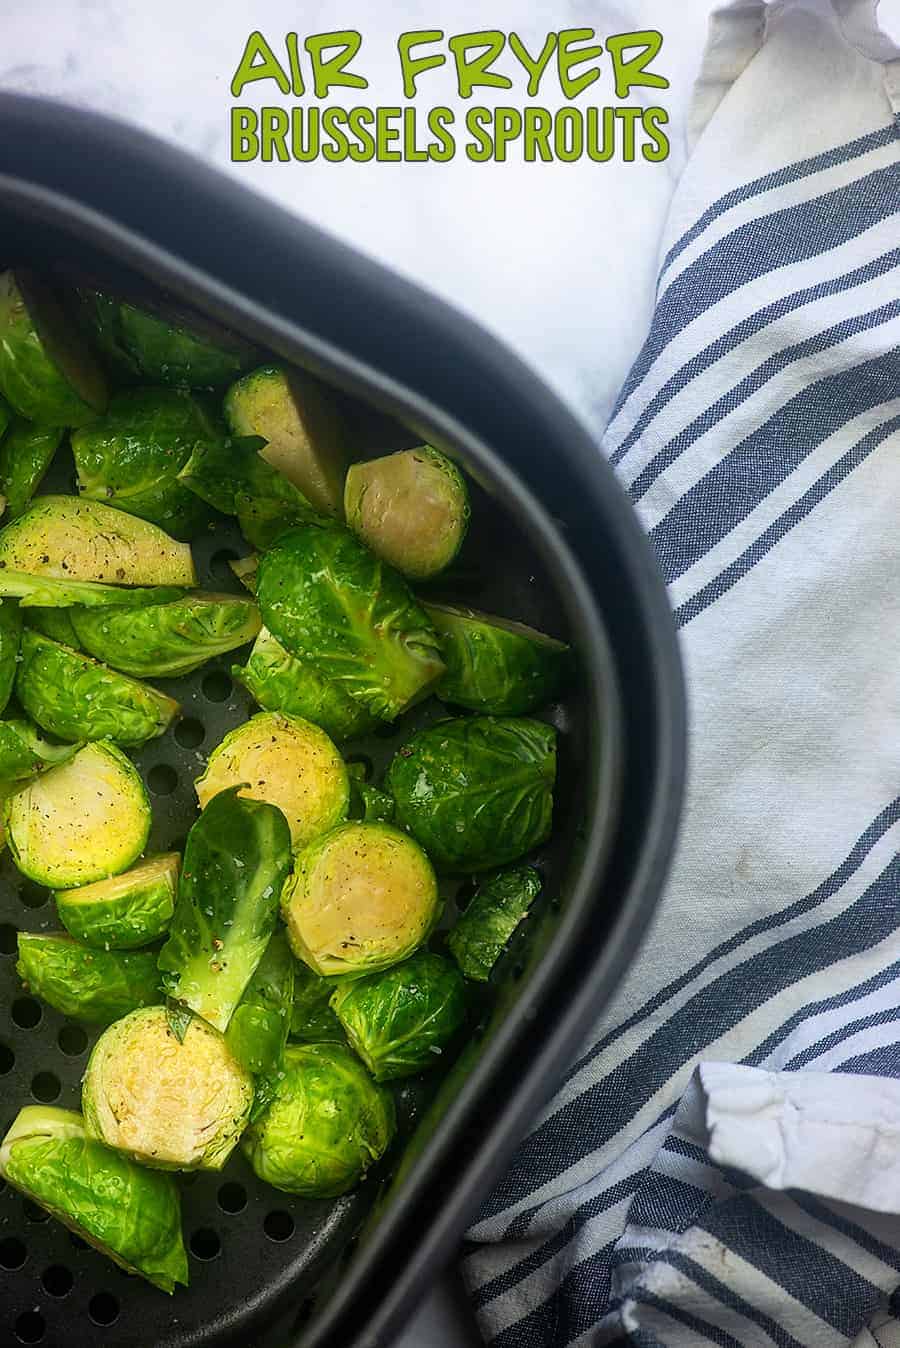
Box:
0 94 686 1348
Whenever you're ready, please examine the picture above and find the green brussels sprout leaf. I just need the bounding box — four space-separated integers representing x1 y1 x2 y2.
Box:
16 932 161 1024
0 418 64 517
225 928 295 1076
426 603 573 715
177 433 319 541
348 779 396 824
447 865 543 981
289 960 345 1043
0 568 185 609
23 606 82 646
0 717 80 785
0 599 22 713
165 997 194 1045
71 593 261 678
0 271 107 425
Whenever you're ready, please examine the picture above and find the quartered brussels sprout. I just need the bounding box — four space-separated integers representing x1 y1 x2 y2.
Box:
257 523 446 720
224 365 347 517
0 717 79 784
0 271 108 425
16 933 161 1024
83 1006 254 1170
196 711 348 850
348 779 396 824
242 1043 394 1197
178 433 319 548
0 494 197 585
225 928 295 1076
6 740 150 886
289 960 345 1042
0 418 64 517
233 626 377 742
71 388 222 538
78 287 258 390
447 865 543 982
331 952 467 1082
0 600 22 713
16 629 179 746
56 853 180 950
158 786 292 1032
24 607 81 646
0 1107 188 1292
283 822 439 977
71 593 261 678
426 603 572 715
344 446 470 580
387 716 556 872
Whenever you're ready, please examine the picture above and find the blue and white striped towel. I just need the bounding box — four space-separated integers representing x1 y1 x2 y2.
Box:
461 2 900 1344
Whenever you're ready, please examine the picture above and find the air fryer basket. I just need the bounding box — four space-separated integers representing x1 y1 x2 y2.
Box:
0 95 686 1348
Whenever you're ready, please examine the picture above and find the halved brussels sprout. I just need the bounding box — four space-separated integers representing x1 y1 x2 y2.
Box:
0 271 107 425
0 1107 188 1292
196 711 348 850
6 740 150 886
426 603 572 715
224 365 347 517
0 600 22 713
242 1042 394 1197
83 1006 254 1170
71 593 261 678
0 717 79 784
56 853 179 950
71 388 222 538
158 786 292 1031
0 418 64 517
233 627 378 742
387 716 556 872
177 433 319 549
78 287 258 390
344 446 469 580
16 629 179 746
289 960 345 1042
24 607 81 646
447 865 542 981
16 933 161 1024
0 495 196 585
257 523 445 720
225 928 295 1076
331 952 467 1082
230 554 259 592
283 822 439 977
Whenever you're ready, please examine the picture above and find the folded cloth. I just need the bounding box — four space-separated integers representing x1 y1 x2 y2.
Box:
462 1 900 1344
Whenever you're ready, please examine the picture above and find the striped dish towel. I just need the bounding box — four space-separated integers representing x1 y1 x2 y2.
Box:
462 1 900 1345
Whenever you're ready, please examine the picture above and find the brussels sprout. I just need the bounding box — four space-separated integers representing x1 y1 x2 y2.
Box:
0 418 64 516
24 607 81 646
387 717 556 872
6 740 150 886
230 553 259 592
178 433 319 548
224 365 347 516
331 952 467 1082
348 779 395 824
283 822 439 977
225 928 295 1076
71 388 222 538
158 786 292 1031
233 627 377 742
16 933 161 1024
0 394 10 440
83 1006 254 1170
78 287 258 389
0 1107 188 1292
71 593 261 678
56 853 180 950
447 865 542 981
0 271 107 425
0 599 22 712
16 630 179 746
196 711 348 850
425 603 572 715
0 717 79 784
0 569 184 612
0 495 196 585
344 446 469 581
289 960 345 1042
258 524 445 720
242 1043 394 1196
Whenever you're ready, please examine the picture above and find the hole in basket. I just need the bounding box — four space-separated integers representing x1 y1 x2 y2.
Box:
0 1236 26 1269
174 717 204 749
264 1210 295 1242
148 764 178 796
0 1042 14 1074
18 881 47 910
0 923 18 954
24 1200 49 1223
217 1181 247 1214
42 1264 74 1297
189 1228 221 1261
31 1072 60 1104
209 548 238 583
12 998 42 1030
14 1310 44 1344
453 878 478 913
88 1292 119 1326
373 721 397 740
58 1024 88 1057
201 671 232 703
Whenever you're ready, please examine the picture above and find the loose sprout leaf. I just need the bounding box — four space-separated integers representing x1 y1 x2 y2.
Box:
71 592 261 678
23 606 82 646
426 602 573 715
165 998 194 1045
257 522 446 721
0 717 80 784
225 928 295 1076
447 866 543 982
0 568 185 609
0 418 64 517
0 599 22 712
387 716 557 872
16 933 161 1025
158 786 293 1032
0 271 108 426
289 960 345 1043
348 779 396 824
178 433 320 537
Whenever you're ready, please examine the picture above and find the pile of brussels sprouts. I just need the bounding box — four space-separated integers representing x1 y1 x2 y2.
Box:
0 270 572 1294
